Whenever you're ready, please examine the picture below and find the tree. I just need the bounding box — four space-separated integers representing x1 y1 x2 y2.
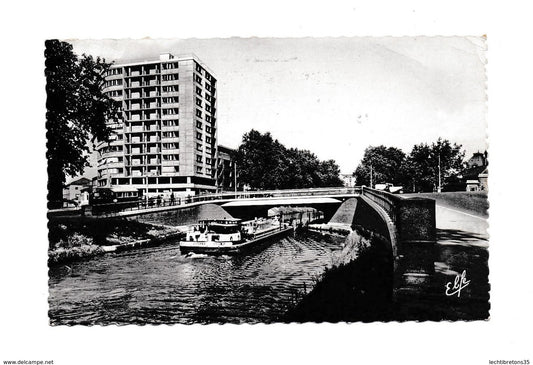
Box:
353 146 406 187
316 159 344 187
234 129 343 190
401 143 433 192
45 40 121 208
404 138 465 192
234 130 287 190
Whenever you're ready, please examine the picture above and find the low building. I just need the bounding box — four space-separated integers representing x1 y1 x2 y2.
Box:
466 179 481 192
216 145 236 192
62 177 92 202
340 174 355 188
478 167 488 191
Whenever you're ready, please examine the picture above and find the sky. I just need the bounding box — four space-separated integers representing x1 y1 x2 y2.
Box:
70 36 487 176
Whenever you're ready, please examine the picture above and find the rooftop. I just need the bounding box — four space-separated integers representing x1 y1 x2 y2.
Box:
110 53 217 78
66 177 91 186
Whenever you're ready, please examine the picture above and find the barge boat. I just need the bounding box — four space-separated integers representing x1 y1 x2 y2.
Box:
179 218 294 255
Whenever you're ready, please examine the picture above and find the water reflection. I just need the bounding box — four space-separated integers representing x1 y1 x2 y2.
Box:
49 231 345 325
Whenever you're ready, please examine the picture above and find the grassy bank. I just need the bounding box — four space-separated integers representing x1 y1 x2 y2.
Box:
48 218 181 265
404 191 488 217
283 231 394 323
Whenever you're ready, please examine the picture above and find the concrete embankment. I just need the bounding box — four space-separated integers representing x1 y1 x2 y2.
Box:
289 197 396 322
284 229 394 322
308 198 356 234
135 203 235 226
308 223 352 234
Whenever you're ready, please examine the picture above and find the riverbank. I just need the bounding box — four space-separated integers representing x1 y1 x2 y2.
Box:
284 230 394 322
48 218 182 266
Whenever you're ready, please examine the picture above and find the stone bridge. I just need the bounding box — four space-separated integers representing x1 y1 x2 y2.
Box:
50 185 436 248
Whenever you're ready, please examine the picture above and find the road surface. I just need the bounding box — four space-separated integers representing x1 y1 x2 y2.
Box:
436 204 489 247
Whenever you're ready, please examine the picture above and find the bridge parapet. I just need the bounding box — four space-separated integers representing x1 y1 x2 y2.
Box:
73 186 363 218
361 187 436 243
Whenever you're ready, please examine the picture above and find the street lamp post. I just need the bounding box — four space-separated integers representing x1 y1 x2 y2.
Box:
370 163 373 189
234 162 237 195
437 153 442 193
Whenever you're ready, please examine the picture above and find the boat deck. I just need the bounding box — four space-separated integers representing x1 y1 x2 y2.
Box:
179 225 294 255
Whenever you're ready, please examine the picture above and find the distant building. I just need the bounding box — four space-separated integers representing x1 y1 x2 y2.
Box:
467 151 488 168
62 177 92 202
462 151 488 192
340 174 356 188
466 180 481 192
216 145 236 192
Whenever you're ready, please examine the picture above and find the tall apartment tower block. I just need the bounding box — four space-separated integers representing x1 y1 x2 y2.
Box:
97 53 218 197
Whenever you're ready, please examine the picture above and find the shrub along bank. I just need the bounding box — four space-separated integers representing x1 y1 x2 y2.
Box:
48 218 181 265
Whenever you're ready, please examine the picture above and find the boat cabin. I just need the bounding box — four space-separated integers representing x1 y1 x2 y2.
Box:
185 219 243 244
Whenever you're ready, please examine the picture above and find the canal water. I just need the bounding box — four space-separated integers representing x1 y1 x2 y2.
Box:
48 230 346 325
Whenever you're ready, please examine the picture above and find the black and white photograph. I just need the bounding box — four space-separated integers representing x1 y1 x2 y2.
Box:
1 2 532 365
46 36 489 325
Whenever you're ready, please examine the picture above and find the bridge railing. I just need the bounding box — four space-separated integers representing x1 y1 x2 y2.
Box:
89 186 363 216
360 186 436 242
360 186 402 224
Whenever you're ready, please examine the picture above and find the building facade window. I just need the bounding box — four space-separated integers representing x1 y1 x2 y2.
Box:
162 85 178 92
162 120 178 127
162 143 179 149
107 68 121 76
106 79 122 87
162 62 178 69
162 108 179 115
162 74 178 81
162 131 179 138
162 97 178 104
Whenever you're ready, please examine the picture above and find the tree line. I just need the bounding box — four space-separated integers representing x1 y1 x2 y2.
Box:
354 138 466 193
233 129 344 190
